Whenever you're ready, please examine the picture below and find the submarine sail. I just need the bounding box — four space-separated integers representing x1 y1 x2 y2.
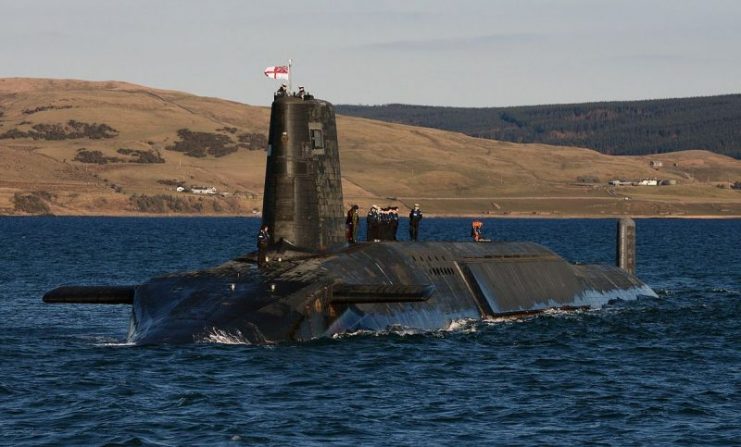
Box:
43 90 656 344
262 96 345 251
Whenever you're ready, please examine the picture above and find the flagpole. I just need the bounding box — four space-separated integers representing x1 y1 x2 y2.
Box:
288 58 292 95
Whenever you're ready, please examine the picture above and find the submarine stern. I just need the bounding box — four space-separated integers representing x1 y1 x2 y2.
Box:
306 241 656 337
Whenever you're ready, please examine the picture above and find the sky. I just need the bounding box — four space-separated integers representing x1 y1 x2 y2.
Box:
0 0 739 107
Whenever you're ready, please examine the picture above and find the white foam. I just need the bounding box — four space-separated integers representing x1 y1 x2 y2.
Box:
330 318 479 340
197 328 253 345
330 326 425 340
483 315 532 324
509 284 658 313
445 318 478 333
331 329 377 339
711 287 739 295
90 335 136 347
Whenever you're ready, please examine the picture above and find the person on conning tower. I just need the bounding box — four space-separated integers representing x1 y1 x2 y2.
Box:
346 204 359 244
378 207 387 240
390 207 399 240
471 220 484 242
367 205 379 242
257 224 270 267
409 204 423 241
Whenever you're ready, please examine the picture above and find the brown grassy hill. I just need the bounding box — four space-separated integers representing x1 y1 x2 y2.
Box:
1 78 740 217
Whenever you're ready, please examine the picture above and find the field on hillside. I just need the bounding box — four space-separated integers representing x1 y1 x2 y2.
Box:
1 78 740 217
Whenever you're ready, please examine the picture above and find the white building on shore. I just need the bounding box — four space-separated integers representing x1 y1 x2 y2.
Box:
191 186 217 195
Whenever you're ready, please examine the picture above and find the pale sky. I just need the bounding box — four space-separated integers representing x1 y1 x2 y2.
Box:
1 0 739 107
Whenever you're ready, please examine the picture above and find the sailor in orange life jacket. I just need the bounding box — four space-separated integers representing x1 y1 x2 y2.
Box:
471 220 484 242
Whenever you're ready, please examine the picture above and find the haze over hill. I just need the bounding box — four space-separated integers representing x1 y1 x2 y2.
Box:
337 95 741 159
1 78 740 217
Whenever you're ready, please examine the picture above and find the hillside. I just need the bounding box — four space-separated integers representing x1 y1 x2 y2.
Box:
1 78 740 217
336 95 741 159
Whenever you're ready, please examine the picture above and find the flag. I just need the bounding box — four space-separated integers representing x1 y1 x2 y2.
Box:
264 66 289 80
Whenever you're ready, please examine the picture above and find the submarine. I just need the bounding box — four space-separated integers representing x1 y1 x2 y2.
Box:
44 90 656 344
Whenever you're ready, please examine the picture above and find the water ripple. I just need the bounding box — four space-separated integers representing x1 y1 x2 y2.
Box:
0 217 739 446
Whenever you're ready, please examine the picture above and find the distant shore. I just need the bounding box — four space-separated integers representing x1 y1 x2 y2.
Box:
2 212 739 219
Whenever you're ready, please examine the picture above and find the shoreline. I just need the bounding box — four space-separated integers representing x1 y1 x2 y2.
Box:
2 212 739 220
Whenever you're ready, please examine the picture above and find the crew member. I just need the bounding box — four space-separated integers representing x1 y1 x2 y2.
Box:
409 204 423 241
346 204 360 243
298 86 306 99
471 220 483 242
379 207 390 240
257 224 270 267
367 205 380 241
276 84 287 96
390 207 399 241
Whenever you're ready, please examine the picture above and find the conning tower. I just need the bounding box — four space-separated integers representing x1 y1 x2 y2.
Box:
261 95 345 251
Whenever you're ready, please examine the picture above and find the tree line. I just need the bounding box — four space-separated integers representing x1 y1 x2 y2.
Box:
336 94 741 159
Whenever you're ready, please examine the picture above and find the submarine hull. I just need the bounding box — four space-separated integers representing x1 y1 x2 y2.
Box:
128 241 655 345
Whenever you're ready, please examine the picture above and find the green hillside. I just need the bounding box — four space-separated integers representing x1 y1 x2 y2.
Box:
337 94 741 159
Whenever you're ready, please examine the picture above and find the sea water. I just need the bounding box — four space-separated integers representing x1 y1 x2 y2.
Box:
0 217 738 446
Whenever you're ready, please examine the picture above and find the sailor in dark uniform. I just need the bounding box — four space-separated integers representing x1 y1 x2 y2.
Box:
379 207 391 240
409 204 423 241
346 204 360 243
390 207 399 240
367 205 379 241
257 224 270 267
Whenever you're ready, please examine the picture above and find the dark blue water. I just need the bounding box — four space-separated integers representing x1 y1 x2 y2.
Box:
1 217 739 446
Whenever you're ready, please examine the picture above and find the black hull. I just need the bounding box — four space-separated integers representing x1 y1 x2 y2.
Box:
128 241 655 344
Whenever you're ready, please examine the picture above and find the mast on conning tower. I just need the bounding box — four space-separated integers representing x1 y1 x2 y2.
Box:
288 58 292 95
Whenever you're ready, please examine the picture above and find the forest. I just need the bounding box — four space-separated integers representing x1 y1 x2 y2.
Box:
337 94 741 158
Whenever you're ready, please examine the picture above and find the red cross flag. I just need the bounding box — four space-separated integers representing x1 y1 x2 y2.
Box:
264 66 289 80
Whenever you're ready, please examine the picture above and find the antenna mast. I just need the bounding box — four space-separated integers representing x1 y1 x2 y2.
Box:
288 58 293 94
